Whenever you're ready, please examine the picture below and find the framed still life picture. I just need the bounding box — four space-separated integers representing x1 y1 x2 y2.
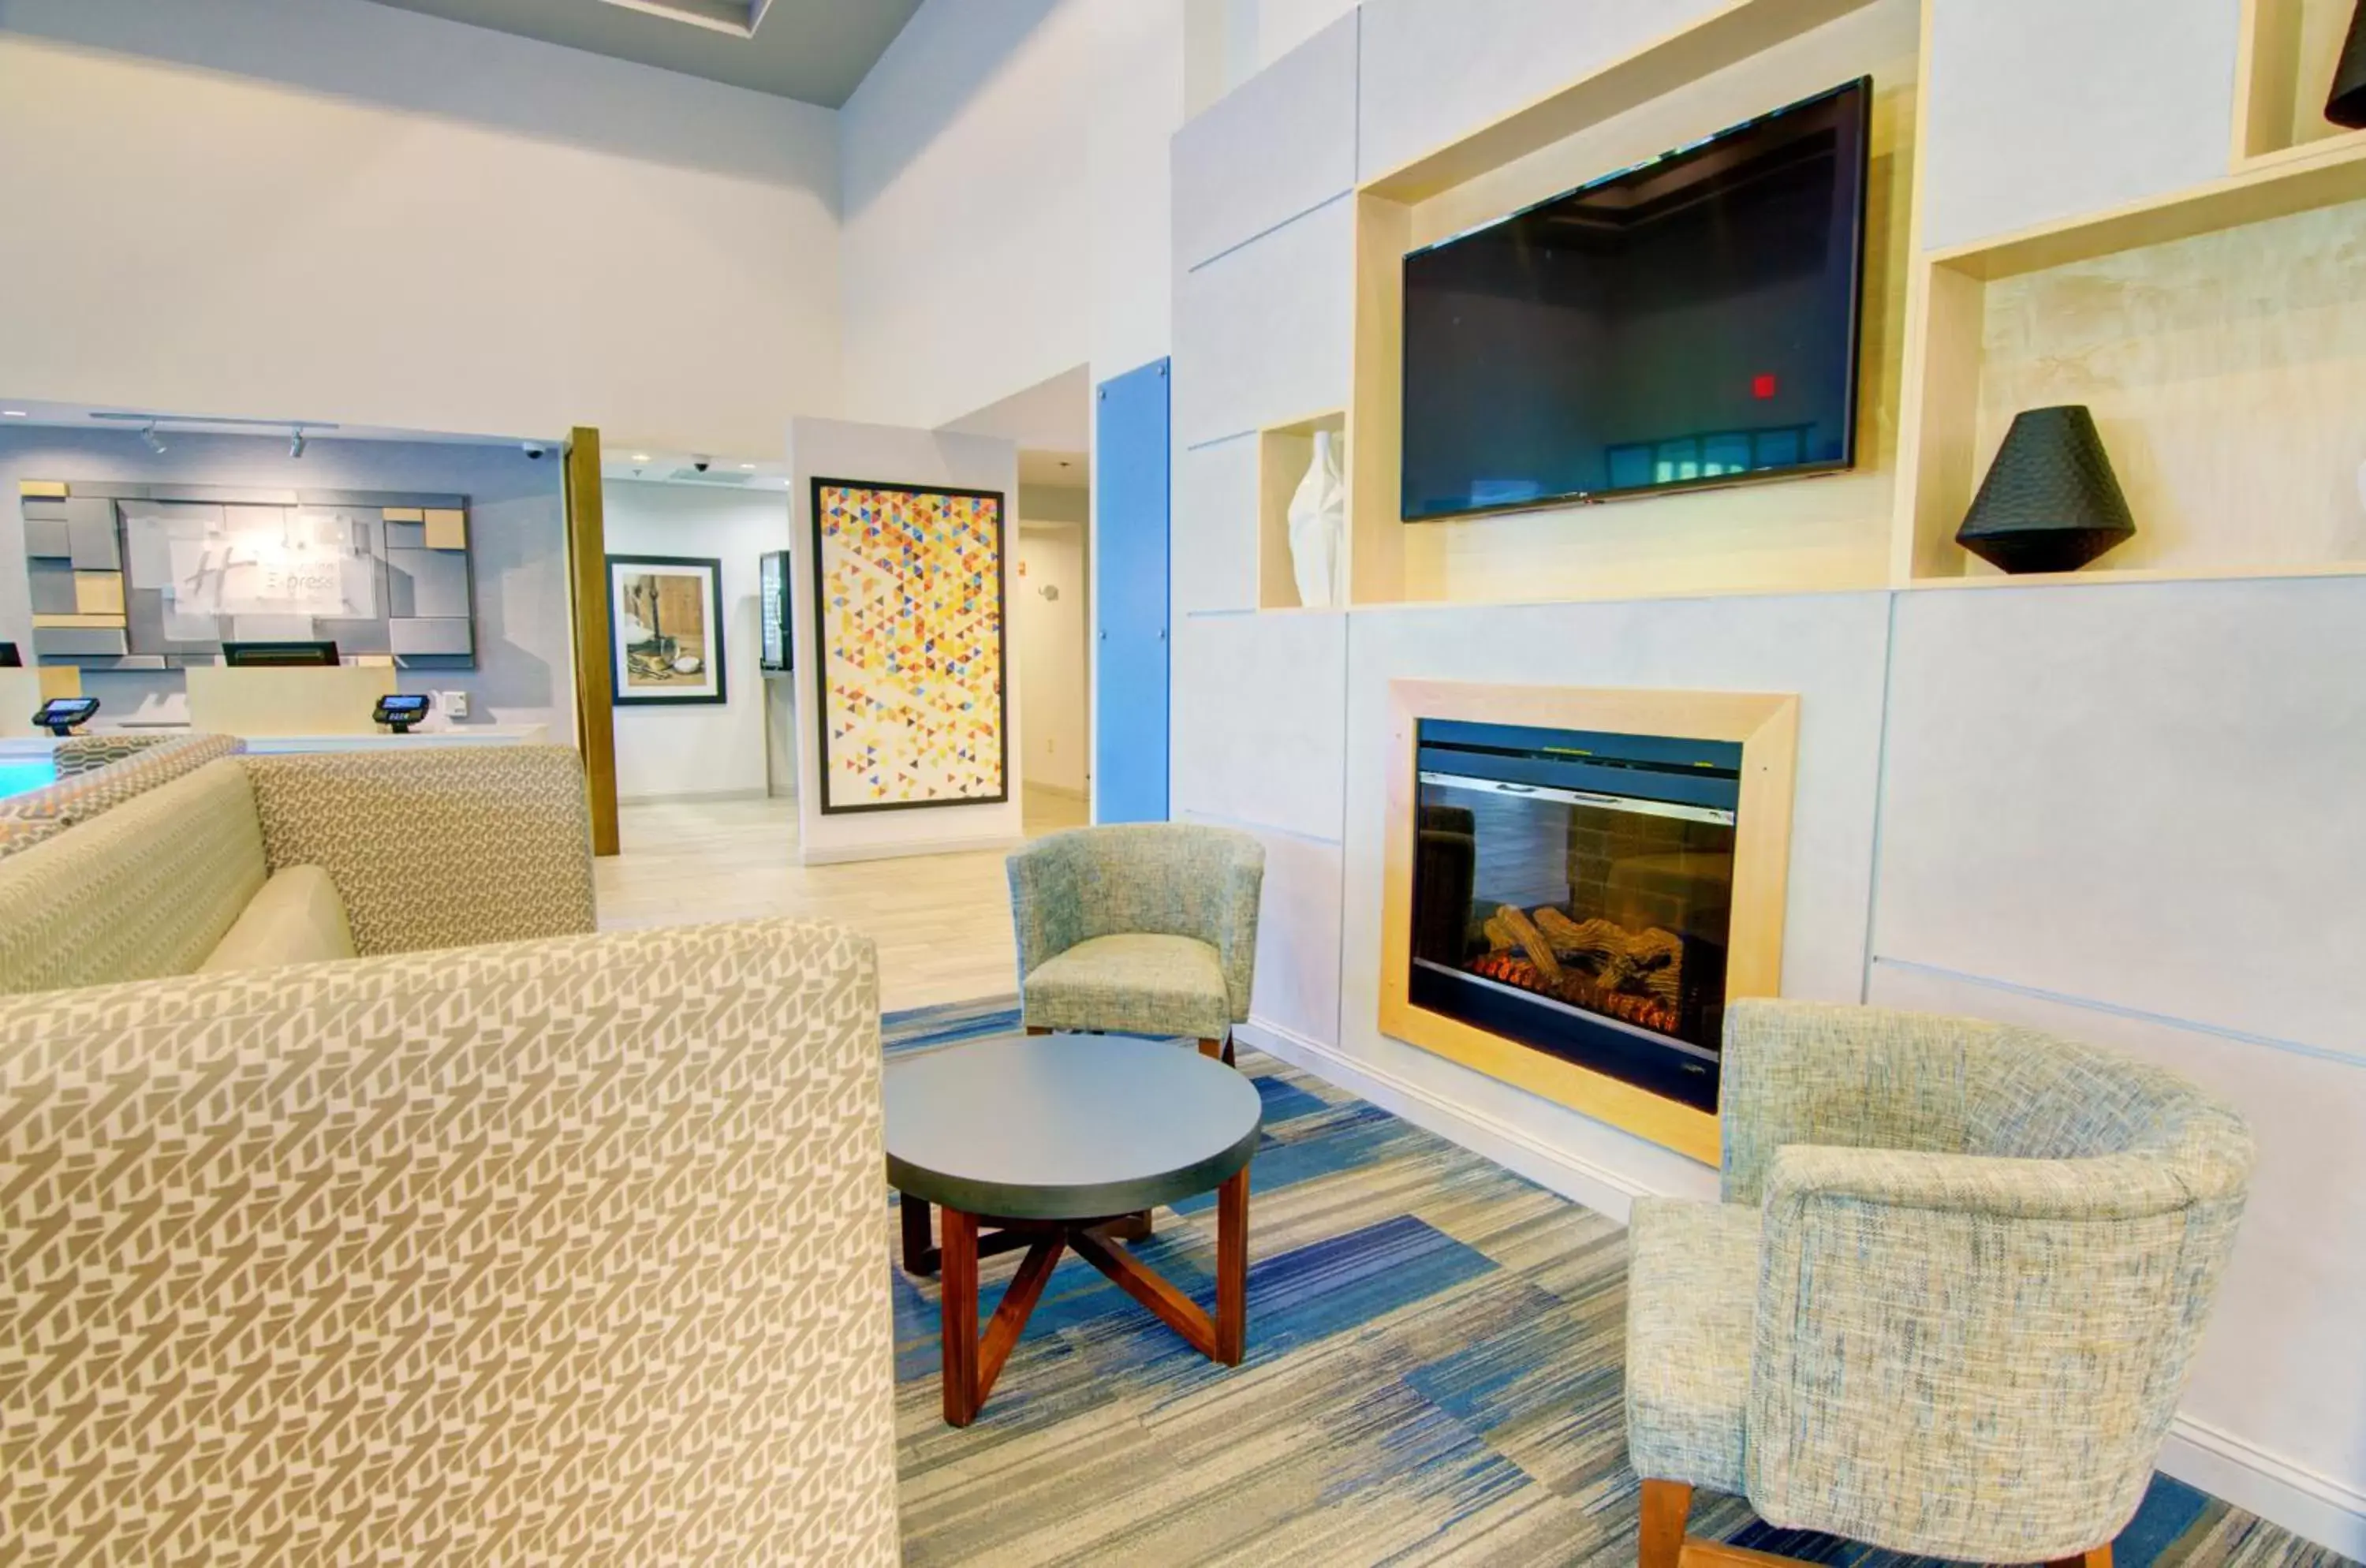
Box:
810 478 1007 814
607 554 726 706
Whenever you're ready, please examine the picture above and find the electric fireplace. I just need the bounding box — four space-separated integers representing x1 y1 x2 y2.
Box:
1379 681 1799 1163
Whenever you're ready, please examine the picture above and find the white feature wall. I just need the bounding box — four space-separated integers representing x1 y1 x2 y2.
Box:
786 417 1023 864
1017 524 1090 796
839 0 1195 427
0 0 840 455
601 480 793 803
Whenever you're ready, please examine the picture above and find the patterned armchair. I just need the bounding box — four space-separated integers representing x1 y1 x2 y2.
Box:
1625 1000 2253 1568
1007 823 1264 1059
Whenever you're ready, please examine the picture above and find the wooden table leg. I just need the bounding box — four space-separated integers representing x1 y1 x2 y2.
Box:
1216 1163 1249 1365
940 1208 980 1427
900 1190 939 1275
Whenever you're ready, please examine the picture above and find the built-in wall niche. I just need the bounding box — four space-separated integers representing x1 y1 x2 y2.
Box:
1897 167 2366 588
1345 0 1919 609
1256 410 1345 610
2235 0 2366 168
15 480 476 669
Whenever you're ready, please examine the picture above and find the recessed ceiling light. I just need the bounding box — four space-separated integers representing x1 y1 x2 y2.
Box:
633 453 651 462
740 462 756 470
1 409 27 419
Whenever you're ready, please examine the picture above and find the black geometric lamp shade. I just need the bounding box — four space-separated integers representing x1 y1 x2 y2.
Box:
1954 405 2136 575
2331 2 2366 129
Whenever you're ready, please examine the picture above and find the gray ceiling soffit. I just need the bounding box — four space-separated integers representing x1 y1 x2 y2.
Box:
360 0 924 107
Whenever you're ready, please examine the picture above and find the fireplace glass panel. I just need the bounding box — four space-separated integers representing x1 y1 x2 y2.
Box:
1408 720 1742 1111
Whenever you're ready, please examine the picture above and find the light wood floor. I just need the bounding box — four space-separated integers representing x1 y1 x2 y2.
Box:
594 787 1089 1013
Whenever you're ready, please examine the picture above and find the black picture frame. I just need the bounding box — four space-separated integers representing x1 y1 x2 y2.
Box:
808 476 1009 815
606 553 728 707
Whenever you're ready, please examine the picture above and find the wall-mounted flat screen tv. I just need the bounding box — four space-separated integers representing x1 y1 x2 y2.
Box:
1401 77 1872 522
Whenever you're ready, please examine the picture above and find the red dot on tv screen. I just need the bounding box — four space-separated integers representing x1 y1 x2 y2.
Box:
1752 373 1778 400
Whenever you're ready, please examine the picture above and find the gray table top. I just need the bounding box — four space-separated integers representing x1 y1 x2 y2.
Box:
885 1034 1264 1221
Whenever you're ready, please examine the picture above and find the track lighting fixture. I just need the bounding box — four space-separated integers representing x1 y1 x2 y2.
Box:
289 427 308 459
140 424 166 455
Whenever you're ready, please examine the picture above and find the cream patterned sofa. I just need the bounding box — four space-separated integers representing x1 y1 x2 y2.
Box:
0 746 900 1564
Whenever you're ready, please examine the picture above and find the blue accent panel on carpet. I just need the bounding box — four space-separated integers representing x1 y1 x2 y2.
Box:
1245 1215 1499 1360
1171 1102 1418 1215
2116 1475 2215 1568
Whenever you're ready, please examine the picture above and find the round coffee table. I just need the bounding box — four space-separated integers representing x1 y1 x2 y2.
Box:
886 1033 1263 1427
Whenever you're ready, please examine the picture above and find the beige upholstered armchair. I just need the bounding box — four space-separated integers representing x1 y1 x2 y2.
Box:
1007 823 1264 1061
1626 999 2253 1568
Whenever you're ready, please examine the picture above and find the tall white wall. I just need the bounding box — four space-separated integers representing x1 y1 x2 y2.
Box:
838 0 1191 427
0 0 841 456
601 480 793 802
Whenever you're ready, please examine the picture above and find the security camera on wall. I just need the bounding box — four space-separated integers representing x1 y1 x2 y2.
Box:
521 441 549 460
692 457 712 473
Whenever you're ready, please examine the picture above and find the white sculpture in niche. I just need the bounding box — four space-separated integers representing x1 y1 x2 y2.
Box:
1287 428 1346 607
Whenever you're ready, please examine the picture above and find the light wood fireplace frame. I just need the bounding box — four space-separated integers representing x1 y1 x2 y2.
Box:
1379 680 1801 1165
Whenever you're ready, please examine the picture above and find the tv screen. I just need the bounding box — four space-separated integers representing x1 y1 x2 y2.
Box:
1401 77 1872 522
222 640 341 667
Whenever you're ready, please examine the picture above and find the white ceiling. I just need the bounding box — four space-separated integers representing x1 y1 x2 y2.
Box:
359 0 923 106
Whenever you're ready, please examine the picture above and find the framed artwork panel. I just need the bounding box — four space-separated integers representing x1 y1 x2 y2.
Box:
810 478 1008 813
608 554 726 706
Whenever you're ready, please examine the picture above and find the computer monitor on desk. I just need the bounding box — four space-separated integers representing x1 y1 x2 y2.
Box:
222 641 340 668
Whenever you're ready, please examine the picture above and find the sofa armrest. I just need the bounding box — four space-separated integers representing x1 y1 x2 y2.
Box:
244 745 596 955
0 918 899 1564
1719 999 1987 1205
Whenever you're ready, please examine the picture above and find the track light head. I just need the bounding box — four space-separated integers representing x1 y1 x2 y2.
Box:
140 424 166 455
289 427 307 459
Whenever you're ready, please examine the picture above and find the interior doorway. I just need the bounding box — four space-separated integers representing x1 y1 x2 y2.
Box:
1016 451 1090 832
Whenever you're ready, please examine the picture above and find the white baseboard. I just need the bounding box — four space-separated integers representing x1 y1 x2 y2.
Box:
796 834 1022 866
1237 1016 1655 1222
2159 1414 2366 1557
1241 1017 2366 1559
618 786 772 806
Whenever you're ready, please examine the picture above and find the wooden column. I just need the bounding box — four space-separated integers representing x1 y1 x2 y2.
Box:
562 427 620 857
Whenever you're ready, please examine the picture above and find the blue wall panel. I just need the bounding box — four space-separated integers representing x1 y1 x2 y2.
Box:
1094 358 1171 823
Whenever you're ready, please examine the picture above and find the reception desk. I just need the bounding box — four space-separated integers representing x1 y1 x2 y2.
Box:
185 665 400 737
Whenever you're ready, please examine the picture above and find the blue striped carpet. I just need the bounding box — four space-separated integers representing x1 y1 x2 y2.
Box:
885 999 2353 1568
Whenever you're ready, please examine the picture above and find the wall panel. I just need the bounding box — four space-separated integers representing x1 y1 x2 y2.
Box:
1357 0 1723 182
1173 196 1357 448
1174 11 1360 271
1170 609 1349 841
1875 577 2366 1054
1919 0 2241 251
1174 435 1262 615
